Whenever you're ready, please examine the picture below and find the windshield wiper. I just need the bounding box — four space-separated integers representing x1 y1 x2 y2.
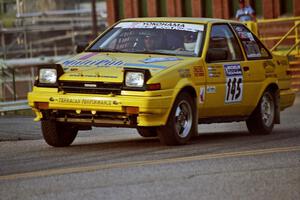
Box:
133 50 177 56
87 48 128 53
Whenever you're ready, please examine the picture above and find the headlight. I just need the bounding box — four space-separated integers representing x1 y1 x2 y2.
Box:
125 72 145 87
39 68 57 84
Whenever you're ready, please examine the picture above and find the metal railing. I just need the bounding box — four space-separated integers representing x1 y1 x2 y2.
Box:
269 21 300 56
256 16 300 56
0 100 29 115
0 56 69 102
0 9 107 59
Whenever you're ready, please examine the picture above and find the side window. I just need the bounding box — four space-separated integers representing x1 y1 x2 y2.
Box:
232 24 271 59
206 24 243 63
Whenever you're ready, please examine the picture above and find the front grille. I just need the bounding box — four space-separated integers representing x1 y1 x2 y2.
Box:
59 81 122 95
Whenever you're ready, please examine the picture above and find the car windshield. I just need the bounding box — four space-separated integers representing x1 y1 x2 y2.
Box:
88 21 205 57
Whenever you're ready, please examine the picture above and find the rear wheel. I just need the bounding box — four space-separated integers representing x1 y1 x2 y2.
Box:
41 120 78 147
158 92 197 145
246 90 275 135
137 127 158 137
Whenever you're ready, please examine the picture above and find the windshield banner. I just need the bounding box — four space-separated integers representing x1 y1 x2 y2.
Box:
115 22 204 32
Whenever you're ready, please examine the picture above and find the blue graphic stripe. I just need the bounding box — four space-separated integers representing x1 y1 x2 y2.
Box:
124 63 167 69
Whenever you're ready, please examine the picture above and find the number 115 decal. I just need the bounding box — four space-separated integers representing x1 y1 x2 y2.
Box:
224 64 243 103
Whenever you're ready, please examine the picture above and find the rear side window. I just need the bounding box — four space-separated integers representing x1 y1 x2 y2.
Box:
232 24 271 59
206 24 243 63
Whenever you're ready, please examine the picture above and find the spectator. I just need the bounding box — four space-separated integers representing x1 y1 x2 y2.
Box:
235 0 256 22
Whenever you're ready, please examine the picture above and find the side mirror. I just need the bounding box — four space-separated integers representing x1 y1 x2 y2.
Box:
206 48 228 62
76 42 89 53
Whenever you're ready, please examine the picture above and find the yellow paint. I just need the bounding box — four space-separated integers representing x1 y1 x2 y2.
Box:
28 18 295 127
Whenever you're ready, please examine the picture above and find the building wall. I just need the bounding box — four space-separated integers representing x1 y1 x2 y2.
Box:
107 0 300 25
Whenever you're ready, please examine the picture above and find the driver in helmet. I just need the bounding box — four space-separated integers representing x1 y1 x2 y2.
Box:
143 34 155 51
183 32 197 52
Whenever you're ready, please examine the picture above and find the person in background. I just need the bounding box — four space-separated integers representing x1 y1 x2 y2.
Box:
235 0 256 22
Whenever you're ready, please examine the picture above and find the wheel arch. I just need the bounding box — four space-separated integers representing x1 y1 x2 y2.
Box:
179 85 197 99
158 83 199 145
173 81 198 110
162 82 198 134
265 83 280 124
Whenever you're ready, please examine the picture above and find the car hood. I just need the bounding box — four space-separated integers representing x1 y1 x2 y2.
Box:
58 52 189 82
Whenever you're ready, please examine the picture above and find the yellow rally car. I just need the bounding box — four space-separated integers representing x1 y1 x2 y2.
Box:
28 18 295 147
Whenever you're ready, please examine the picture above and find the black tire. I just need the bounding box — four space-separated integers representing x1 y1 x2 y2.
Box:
157 92 197 145
246 90 275 135
41 120 78 147
137 127 158 137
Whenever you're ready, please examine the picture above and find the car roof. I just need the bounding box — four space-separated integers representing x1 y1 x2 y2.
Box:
120 17 240 25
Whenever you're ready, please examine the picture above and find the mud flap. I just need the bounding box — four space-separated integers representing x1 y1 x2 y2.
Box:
192 97 199 137
275 90 280 124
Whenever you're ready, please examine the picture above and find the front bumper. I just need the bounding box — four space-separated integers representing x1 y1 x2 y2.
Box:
28 87 173 127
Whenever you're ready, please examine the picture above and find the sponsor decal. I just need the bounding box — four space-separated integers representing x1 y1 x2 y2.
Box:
224 64 243 76
69 74 118 78
83 74 97 77
52 97 114 106
265 73 277 78
78 52 98 60
178 69 191 78
243 41 261 58
208 66 221 78
193 66 204 77
247 32 255 41
224 64 243 103
199 87 205 104
69 74 82 77
143 57 181 63
99 75 118 78
81 99 112 105
62 59 167 69
206 85 216 94
115 22 204 32
62 59 124 67
124 63 166 69
70 68 79 71
263 60 276 70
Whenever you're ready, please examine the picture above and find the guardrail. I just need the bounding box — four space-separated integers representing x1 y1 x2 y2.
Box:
270 21 300 56
0 100 30 115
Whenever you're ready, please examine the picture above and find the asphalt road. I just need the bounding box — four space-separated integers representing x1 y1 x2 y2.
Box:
0 94 299 200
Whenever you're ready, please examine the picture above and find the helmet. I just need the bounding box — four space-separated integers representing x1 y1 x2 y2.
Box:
183 32 197 51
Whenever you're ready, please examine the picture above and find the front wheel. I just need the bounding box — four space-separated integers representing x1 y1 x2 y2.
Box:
41 120 78 147
246 90 276 135
157 92 197 145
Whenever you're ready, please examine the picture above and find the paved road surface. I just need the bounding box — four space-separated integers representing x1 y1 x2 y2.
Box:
0 94 299 200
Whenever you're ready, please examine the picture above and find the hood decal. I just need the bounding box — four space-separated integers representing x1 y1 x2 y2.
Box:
78 52 98 60
62 59 167 69
62 59 124 67
124 63 166 69
143 57 182 63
